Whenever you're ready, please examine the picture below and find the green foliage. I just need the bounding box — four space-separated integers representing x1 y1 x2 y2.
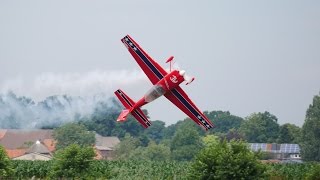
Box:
8 159 320 179
128 141 171 161
50 144 96 178
144 120 166 143
115 134 141 160
266 163 314 179
206 111 244 133
240 111 280 143
301 93 320 161
202 134 220 147
221 128 245 141
189 139 266 179
0 145 13 178
170 127 203 161
53 122 95 150
11 160 51 179
278 123 301 144
108 160 190 179
163 118 205 141
305 164 320 180
10 160 190 179
80 99 145 138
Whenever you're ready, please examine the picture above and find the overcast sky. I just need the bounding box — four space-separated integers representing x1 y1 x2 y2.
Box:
1 0 319 127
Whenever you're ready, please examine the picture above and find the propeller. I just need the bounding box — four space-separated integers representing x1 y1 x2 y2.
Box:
166 56 195 85
179 70 195 85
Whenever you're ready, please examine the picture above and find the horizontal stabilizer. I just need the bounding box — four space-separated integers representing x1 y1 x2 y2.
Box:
114 89 151 128
117 109 130 122
131 108 151 128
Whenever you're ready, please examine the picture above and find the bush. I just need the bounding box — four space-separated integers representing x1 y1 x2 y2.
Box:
11 160 51 179
50 144 95 178
189 139 266 179
305 164 320 180
0 145 14 178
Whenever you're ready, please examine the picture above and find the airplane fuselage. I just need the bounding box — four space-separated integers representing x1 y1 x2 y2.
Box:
132 70 185 110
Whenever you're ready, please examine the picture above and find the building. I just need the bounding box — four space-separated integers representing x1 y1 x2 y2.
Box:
0 129 55 159
13 140 52 161
249 143 301 162
0 129 120 160
95 134 120 160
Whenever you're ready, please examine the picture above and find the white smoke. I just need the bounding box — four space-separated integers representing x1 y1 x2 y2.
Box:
0 69 146 129
1 69 146 101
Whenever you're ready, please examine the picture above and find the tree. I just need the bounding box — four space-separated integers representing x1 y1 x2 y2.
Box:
115 134 141 160
240 111 280 143
224 128 245 141
129 141 171 161
50 144 95 178
301 93 320 161
189 139 266 179
277 123 301 144
143 142 171 161
80 100 145 138
205 111 244 134
170 126 203 161
144 120 166 143
0 145 13 178
53 122 95 150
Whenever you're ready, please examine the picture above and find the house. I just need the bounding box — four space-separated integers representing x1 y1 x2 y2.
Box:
0 129 120 160
13 140 52 161
0 129 55 159
95 134 120 160
0 129 54 149
249 143 301 161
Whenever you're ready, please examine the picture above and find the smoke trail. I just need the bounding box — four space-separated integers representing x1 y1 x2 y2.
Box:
0 69 146 129
1 69 145 101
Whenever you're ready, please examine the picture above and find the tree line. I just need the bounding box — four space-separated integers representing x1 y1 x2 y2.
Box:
0 91 319 161
0 92 319 178
49 92 320 162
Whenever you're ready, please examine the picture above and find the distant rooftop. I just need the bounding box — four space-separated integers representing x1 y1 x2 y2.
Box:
249 143 300 154
0 129 53 149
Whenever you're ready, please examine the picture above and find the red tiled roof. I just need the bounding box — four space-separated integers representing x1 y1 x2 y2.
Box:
42 139 56 152
0 129 7 139
6 149 26 159
0 129 53 149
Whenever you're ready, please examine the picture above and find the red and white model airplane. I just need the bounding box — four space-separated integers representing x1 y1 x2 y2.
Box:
114 35 214 130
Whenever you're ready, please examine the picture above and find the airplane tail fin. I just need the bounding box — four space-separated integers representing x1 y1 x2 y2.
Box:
114 89 151 128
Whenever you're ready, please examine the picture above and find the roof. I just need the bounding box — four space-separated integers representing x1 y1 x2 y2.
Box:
5 149 26 159
95 134 120 150
13 152 52 161
42 139 56 152
0 129 7 139
249 143 300 154
26 141 51 154
0 129 53 149
95 146 112 151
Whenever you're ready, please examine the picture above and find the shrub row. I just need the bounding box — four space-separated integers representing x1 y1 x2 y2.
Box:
10 160 190 179
8 160 320 179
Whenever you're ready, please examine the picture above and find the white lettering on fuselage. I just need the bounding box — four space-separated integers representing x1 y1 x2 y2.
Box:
170 75 178 83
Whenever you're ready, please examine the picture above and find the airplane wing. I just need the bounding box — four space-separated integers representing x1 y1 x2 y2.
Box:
164 86 214 130
121 35 168 85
